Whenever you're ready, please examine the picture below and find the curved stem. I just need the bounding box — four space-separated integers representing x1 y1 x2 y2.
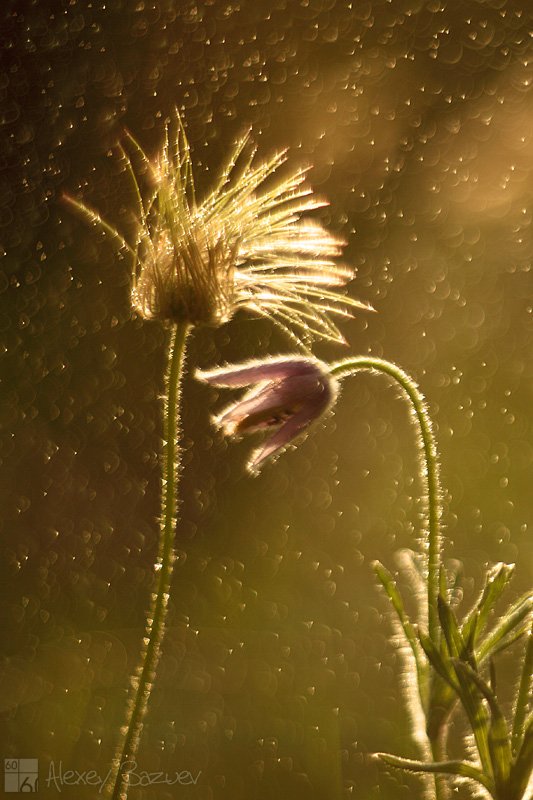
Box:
331 357 445 798
109 321 189 800
330 358 442 645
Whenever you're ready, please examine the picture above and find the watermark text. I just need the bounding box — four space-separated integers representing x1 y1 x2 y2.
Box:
45 760 202 793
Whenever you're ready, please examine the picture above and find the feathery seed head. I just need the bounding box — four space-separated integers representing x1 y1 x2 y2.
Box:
64 113 372 342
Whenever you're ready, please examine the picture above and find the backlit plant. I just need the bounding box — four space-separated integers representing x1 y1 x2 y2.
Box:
200 353 533 800
66 113 532 800
65 113 370 799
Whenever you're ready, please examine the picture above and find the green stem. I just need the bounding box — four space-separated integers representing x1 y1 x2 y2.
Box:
330 357 442 643
108 322 189 800
431 729 452 800
330 357 445 799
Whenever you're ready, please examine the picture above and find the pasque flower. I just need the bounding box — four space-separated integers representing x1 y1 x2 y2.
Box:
64 114 371 344
62 114 363 800
197 356 339 473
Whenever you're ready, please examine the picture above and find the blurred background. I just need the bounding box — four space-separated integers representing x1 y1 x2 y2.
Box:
1 0 532 797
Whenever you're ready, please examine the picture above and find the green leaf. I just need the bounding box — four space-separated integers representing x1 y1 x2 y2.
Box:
435 607 492 776
509 714 533 800
477 591 533 663
454 660 511 789
375 752 495 793
373 561 418 653
438 596 474 664
492 629 528 659
439 564 448 602
511 622 533 757
373 560 430 710
489 659 497 694
433 598 496 775
451 665 492 776
462 563 515 647
372 561 426 664
416 629 458 739
465 611 480 656
419 630 459 693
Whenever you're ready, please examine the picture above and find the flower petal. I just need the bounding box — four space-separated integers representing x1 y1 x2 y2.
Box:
246 405 320 473
215 384 278 432
247 375 337 472
196 356 325 387
214 373 324 432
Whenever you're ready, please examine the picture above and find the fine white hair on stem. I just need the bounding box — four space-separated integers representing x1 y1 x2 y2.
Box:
64 111 372 345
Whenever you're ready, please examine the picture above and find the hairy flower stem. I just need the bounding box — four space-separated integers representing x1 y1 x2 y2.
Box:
330 358 445 799
331 357 442 641
431 733 452 800
109 322 189 800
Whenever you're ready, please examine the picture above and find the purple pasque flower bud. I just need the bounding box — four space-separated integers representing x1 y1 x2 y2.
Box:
197 356 338 473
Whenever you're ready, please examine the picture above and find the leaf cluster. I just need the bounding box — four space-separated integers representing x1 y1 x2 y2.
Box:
374 559 533 799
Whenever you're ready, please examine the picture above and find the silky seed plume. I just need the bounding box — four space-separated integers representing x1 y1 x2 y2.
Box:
64 113 372 345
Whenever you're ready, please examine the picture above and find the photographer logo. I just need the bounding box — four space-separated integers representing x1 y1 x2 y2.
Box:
4 760 39 793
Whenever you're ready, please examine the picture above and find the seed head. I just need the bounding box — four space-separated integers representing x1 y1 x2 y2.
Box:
64 113 372 344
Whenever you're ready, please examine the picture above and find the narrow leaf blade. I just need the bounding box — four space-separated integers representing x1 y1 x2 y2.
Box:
454 660 512 788
511 621 533 756
477 592 533 663
375 752 494 793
